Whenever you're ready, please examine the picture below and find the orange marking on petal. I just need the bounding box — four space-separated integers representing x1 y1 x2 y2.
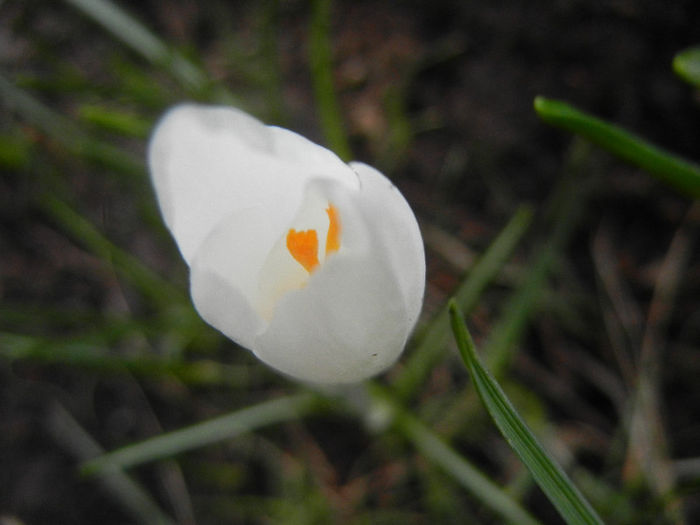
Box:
287 228 320 273
325 204 341 255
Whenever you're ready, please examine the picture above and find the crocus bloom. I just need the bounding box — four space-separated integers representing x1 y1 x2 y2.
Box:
148 104 425 383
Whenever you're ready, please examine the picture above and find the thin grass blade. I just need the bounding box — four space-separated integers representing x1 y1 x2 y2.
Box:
368 384 541 525
534 96 700 198
47 402 176 525
394 204 534 399
309 0 351 160
449 301 604 525
484 147 591 376
673 46 700 87
79 104 151 138
81 393 322 475
0 332 251 386
0 73 143 176
41 195 186 308
62 0 206 94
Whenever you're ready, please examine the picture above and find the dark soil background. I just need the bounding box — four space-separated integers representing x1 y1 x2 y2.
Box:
1 1 699 523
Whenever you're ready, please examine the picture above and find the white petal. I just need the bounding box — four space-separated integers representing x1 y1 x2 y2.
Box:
348 162 425 329
253 175 425 384
255 254 409 383
187 206 273 349
148 103 357 264
190 268 262 351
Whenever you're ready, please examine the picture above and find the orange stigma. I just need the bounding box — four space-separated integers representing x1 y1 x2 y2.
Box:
325 204 341 255
286 229 319 273
286 203 342 273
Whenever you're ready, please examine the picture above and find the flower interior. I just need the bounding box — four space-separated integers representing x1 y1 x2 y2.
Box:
256 194 342 321
286 204 341 273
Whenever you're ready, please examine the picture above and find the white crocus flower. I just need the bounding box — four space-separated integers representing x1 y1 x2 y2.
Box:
148 104 425 384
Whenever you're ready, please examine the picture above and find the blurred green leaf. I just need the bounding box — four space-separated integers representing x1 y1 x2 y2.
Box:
62 0 206 94
41 195 187 309
484 142 591 376
81 393 323 475
368 383 541 525
79 104 151 137
449 301 604 525
673 46 700 87
309 0 351 160
0 73 144 176
394 204 534 399
48 402 177 525
0 72 80 140
534 96 700 198
0 133 33 169
105 56 178 107
0 332 250 386
256 0 287 124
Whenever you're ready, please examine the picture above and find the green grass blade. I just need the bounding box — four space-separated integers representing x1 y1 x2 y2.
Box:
64 0 168 62
0 72 80 139
48 402 176 525
393 204 533 399
79 104 151 138
308 0 351 160
399 414 541 525
0 73 144 176
41 194 187 308
81 393 322 475
534 96 700 198
673 46 700 87
483 151 590 376
62 0 207 94
258 0 287 125
0 332 251 386
0 132 33 170
449 301 604 525
368 384 541 525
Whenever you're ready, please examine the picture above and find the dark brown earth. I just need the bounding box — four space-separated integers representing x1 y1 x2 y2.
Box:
1 1 699 523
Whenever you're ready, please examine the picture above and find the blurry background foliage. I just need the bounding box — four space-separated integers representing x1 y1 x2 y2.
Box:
1 0 700 524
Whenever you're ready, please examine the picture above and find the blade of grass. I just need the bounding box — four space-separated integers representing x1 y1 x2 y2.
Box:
0 304 216 356
0 132 33 170
623 204 696 521
62 0 240 104
0 72 80 139
62 0 205 94
0 72 143 177
0 332 252 386
484 141 592 376
79 104 151 138
2 78 204 341
393 204 534 399
308 0 351 160
47 402 176 525
81 393 323 475
41 194 186 309
673 46 700 87
108 57 179 108
258 0 287 125
534 96 700 198
367 383 541 525
449 301 604 525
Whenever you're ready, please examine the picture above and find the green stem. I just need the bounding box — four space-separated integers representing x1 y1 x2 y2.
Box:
309 0 351 160
534 97 700 198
